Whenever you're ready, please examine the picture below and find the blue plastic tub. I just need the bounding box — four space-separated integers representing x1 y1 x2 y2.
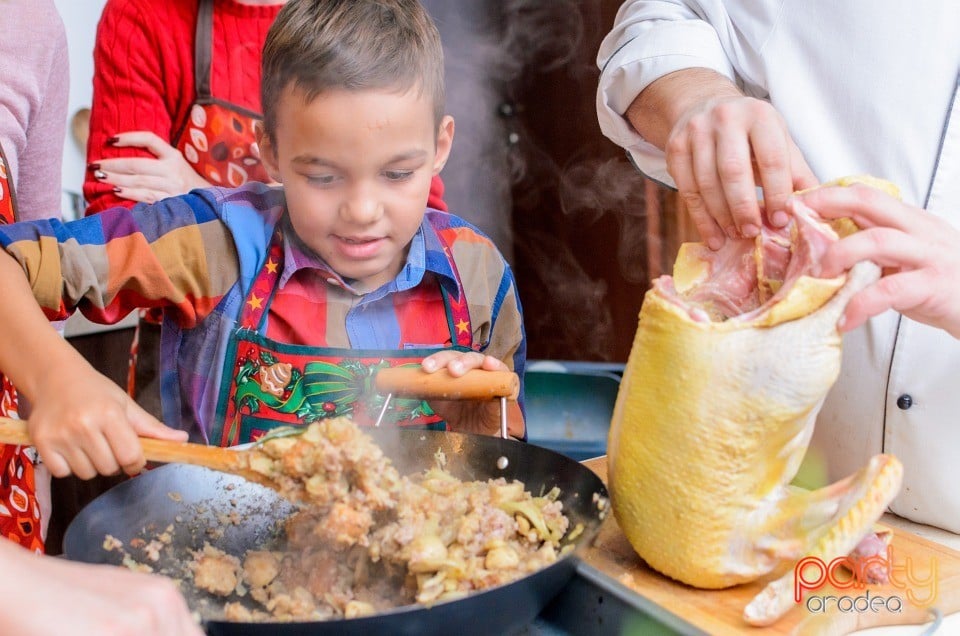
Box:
523 361 623 461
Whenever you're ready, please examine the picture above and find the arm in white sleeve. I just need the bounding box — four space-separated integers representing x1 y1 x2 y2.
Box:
596 0 736 186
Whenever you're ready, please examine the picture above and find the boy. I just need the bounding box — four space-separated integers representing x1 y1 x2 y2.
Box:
0 0 525 480
82 0 449 423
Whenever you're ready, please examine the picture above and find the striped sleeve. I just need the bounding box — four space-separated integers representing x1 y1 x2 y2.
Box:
0 190 240 327
434 213 526 381
487 267 526 379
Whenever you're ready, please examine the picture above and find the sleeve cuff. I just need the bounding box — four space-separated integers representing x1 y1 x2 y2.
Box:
597 21 736 187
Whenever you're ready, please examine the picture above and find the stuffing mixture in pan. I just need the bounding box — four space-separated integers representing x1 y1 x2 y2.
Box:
105 418 578 622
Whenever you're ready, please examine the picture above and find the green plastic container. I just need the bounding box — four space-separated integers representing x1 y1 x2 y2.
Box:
523 361 623 461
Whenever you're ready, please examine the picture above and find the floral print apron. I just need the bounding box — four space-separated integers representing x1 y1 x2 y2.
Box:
211 230 474 446
0 142 44 552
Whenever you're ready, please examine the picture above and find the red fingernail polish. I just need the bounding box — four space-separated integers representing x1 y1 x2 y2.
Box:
106 136 119 145
87 163 100 170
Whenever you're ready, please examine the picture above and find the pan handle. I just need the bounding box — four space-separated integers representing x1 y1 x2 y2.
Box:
375 367 520 401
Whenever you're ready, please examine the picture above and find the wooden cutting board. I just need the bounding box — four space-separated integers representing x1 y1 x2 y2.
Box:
580 457 960 635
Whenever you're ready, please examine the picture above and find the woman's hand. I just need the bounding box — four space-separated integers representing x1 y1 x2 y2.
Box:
792 185 960 338
89 131 211 204
2 540 203 636
26 355 187 479
420 352 525 437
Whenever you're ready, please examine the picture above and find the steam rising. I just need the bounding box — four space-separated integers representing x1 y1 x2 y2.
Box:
559 159 653 285
520 229 615 361
425 0 587 259
428 1 655 361
495 0 585 82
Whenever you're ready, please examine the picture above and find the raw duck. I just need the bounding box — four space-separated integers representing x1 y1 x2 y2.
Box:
607 176 904 626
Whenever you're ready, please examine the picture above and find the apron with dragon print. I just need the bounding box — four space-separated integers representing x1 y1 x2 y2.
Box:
0 142 44 552
128 0 273 409
212 230 475 446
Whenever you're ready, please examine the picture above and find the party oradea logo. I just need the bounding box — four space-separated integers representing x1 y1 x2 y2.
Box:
794 547 938 615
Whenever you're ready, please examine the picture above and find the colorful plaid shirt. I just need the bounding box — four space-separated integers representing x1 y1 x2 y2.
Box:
0 183 525 442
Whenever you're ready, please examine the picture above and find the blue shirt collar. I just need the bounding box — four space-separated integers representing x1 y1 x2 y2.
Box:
277 218 460 299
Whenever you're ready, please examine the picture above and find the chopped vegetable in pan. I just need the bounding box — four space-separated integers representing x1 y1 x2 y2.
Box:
106 418 573 622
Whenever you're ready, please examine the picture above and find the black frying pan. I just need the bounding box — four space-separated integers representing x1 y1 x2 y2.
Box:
63 429 608 636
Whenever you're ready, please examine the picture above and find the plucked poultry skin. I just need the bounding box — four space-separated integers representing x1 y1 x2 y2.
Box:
608 177 903 626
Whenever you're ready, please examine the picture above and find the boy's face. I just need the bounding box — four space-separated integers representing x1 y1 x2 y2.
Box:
258 85 454 292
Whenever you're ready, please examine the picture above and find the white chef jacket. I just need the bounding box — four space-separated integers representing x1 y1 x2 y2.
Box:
597 1 960 532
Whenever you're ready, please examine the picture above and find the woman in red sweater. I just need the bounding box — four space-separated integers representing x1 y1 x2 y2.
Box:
84 0 289 418
85 0 285 211
84 0 447 417
84 0 447 211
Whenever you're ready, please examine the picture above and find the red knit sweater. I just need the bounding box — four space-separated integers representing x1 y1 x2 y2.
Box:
84 0 445 214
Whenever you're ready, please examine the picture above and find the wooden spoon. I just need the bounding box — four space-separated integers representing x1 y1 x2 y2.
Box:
0 367 519 492
0 416 270 486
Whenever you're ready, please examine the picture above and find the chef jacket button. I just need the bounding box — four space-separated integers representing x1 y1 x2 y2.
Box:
896 394 913 410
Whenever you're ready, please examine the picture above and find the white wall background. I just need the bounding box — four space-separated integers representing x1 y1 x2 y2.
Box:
54 0 108 220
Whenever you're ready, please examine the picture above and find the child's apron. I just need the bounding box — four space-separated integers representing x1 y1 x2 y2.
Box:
127 0 272 414
211 230 475 446
0 142 44 552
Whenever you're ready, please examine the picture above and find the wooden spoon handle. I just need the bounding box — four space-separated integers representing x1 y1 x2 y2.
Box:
375 367 519 400
0 417 244 473
139 438 246 472
0 417 30 446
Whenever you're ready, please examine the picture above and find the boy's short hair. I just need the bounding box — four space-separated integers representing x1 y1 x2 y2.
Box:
261 0 446 140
